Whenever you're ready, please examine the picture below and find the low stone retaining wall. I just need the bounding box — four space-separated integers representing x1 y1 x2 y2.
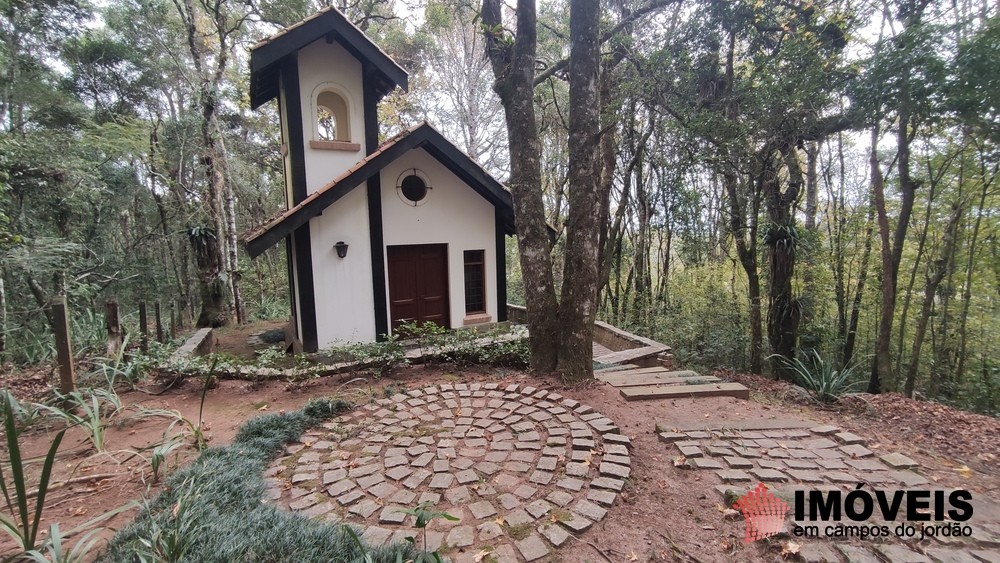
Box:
168 328 215 363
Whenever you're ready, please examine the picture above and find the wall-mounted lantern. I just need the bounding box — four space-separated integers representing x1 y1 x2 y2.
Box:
334 241 349 258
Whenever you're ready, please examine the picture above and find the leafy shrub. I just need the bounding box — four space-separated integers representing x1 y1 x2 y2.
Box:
341 335 409 378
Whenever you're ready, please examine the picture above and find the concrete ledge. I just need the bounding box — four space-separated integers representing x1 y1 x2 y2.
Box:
169 328 215 363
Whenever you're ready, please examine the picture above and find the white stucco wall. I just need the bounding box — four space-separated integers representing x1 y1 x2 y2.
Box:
380 148 497 330
296 39 366 194
309 186 376 347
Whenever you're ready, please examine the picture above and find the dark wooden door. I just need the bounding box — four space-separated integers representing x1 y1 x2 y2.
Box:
387 244 450 330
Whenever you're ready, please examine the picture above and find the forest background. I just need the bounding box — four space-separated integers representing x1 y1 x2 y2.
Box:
1 0 997 413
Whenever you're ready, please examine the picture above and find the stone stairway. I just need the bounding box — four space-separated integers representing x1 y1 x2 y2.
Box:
594 364 750 401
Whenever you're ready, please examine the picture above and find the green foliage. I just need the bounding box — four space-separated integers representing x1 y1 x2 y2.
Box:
338 334 409 378
774 350 864 403
23 523 105 563
38 387 124 452
251 295 289 321
0 397 66 554
100 397 417 563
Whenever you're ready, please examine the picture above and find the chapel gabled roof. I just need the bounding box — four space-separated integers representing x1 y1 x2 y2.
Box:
243 122 516 258
249 6 409 109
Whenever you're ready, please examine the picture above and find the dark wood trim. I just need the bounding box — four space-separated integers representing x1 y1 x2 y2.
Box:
246 123 520 258
250 8 408 109
495 208 507 322
462 249 487 315
281 57 318 352
364 65 389 340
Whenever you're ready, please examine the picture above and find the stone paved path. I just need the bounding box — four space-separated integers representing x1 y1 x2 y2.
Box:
657 421 1000 563
266 383 631 562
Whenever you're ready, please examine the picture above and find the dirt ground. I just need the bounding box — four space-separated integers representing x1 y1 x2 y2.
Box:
2 351 999 561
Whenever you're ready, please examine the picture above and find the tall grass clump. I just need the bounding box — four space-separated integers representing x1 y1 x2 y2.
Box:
100 397 417 563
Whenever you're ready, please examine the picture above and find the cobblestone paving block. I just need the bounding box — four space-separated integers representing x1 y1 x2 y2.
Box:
476 521 504 541
756 459 784 470
783 459 818 470
658 431 687 443
557 477 585 492
446 525 474 548
924 546 981 563
506 483 536 499
797 542 841 563
504 508 533 526
583 489 613 508
678 445 704 458
526 498 553 519
369 481 399 499
881 452 919 469
801 437 839 450
337 490 364 505
749 468 789 482
515 534 550 561
690 458 724 470
724 456 753 469
428 473 454 489
362 526 393 547
468 500 497 519
573 499 608 522
378 506 406 524
839 444 874 458
444 485 471 504
349 500 380 518
874 544 932 562
834 431 865 445
970 550 1000 563
809 425 840 435
786 469 825 483
844 458 888 472
888 470 930 487
289 495 319 511
566 462 590 477
559 512 593 533
835 544 882 563
716 470 752 483
357 473 385 489
538 522 571 547
544 489 575 507
529 470 554 485
326 479 356 497
591 477 625 491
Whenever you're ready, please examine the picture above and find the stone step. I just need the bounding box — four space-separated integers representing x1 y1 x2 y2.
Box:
597 372 721 388
620 382 750 401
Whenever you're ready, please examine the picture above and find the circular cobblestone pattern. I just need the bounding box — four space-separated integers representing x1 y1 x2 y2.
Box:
265 383 632 562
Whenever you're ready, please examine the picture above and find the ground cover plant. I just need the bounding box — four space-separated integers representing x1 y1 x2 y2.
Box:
99 397 420 562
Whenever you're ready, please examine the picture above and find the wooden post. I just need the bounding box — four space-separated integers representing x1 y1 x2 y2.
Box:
106 299 122 357
50 297 75 394
139 301 148 353
155 301 164 343
170 301 177 338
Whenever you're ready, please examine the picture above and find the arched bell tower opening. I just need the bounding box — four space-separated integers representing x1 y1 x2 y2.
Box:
316 89 350 142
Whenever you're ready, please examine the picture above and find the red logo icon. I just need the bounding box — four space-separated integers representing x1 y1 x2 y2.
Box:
734 483 789 542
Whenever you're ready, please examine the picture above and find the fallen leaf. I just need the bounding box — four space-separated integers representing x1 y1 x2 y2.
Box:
955 465 973 478
628 551 638 561
781 540 801 557
673 456 688 467
473 549 492 562
257 404 269 411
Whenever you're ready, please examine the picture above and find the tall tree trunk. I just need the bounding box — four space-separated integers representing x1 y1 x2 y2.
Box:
190 228 228 327
870 126 894 394
557 0 602 381
482 0 560 372
904 202 964 397
763 145 801 380
954 154 993 384
843 206 875 367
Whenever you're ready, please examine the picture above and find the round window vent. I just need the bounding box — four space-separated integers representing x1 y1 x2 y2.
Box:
396 169 432 206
